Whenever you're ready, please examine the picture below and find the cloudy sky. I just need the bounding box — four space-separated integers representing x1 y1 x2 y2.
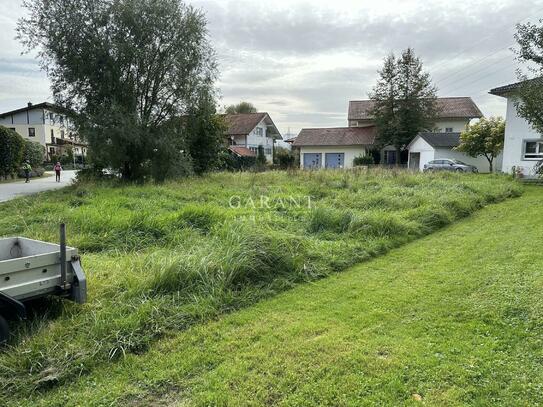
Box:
1 0 542 137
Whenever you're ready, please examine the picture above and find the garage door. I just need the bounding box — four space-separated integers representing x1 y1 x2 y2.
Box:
303 153 322 169
325 153 345 169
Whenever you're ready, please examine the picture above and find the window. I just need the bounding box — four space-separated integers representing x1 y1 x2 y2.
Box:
50 129 55 143
265 148 272 155
254 127 263 137
445 127 453 133
59 116 64 124
61 130 65 139
28 128 35 137
249 146 258 153
49 112 54 121
523 140 543 160
383 150 397 164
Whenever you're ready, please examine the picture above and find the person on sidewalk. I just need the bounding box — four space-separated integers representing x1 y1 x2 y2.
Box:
54 162 62 182
22 161 32 183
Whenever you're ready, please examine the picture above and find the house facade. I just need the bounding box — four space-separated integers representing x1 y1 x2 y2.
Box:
224 112 282 162
490 81 543 177
0 102 87 162
293 127 376 169
348 97 483 165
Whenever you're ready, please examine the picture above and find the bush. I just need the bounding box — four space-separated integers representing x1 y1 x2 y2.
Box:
0 126 25 179
274 147 296 169
217 149 256 171
23 140 45 168
353 154 375 166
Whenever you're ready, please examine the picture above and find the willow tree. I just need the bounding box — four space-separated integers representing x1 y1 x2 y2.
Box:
18 0 218 180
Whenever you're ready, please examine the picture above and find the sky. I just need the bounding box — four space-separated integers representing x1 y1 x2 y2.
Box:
1 0 542 137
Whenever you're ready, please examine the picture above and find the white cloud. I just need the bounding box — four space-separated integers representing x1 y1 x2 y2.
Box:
1 0 542 134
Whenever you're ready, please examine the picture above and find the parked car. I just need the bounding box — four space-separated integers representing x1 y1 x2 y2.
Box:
423 159 478 173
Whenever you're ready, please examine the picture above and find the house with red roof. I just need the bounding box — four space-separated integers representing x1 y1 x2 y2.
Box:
223 112 282 162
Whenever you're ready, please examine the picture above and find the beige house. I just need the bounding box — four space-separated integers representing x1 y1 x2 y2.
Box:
348 97 483 165
0 102 87 162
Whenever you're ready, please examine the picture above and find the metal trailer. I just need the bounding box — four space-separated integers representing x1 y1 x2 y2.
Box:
0 224 86 343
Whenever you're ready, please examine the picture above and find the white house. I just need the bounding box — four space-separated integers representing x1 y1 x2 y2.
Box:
348 97 483 165
293 127 376 169
407 133 498 172
0 102 87 162
490 81 543 177
224 112 282 162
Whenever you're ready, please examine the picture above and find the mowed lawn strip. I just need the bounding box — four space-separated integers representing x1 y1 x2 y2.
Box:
21 186 543 406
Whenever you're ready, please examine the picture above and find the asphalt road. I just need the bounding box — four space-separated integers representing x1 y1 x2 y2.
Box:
0 170 77 203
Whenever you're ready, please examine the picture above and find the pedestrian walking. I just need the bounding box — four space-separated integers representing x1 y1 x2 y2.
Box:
54 162 62 182
22 161 32 183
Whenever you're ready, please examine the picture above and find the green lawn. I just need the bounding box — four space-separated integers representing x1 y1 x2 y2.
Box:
0 170 522 404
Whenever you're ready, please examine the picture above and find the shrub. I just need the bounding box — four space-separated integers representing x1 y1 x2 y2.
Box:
23 140 45 168
274 147 296 169
0 126 25 179
217 149 256 171
353 154 375 166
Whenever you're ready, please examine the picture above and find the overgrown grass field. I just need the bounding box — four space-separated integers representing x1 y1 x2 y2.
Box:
0 169 521 402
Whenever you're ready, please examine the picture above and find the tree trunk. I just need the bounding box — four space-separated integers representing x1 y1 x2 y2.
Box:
487 157 493 173
395 146 402 167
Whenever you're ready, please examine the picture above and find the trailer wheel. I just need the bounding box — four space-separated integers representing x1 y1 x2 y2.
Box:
0 315 9 344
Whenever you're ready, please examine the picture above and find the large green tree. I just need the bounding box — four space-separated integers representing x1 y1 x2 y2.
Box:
225 101 258 114
456 117 505 173
370 48 438 164
514 21 543 135
18 0 217 180
186 89 227 175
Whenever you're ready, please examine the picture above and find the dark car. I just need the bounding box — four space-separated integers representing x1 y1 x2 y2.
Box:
423 159 478 173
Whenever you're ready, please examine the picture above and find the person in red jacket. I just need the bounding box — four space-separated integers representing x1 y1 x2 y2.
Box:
54 162 62 182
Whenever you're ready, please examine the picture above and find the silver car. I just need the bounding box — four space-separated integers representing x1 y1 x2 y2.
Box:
423 159 478 173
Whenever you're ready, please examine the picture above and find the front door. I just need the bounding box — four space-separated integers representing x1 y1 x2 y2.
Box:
325 153 345 169
409 153 420 170
303 153 322 169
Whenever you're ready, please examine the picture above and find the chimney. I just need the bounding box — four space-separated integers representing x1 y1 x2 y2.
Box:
27 102 33 108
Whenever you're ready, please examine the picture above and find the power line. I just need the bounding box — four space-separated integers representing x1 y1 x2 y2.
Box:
437 52 516 93
428 6 543 74
434 44 516 89
439 63 518 96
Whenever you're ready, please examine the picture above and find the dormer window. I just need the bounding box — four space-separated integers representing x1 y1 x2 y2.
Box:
254 127 263 137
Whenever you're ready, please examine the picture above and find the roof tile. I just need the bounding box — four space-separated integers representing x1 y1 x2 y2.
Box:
293 126 376 147
348 97 483 121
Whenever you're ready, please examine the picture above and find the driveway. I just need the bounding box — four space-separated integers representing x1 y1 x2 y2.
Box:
0 170 77 203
